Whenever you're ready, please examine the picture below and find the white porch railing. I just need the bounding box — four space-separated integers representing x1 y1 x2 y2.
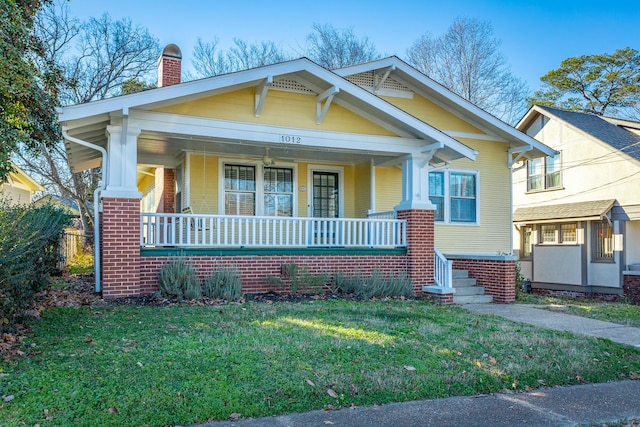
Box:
366 210 397 220
434 247 453 288
141 213 407 249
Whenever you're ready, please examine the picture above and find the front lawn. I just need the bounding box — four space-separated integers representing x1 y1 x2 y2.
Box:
2 300 639 427
518 293 640 328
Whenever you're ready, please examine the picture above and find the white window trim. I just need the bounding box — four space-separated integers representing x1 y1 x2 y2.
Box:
218 157 298 216
430 168 480 226
527 152 563 192
307 164 345 218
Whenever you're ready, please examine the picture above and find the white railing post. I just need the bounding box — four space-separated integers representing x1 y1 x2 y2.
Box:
434 247 453 289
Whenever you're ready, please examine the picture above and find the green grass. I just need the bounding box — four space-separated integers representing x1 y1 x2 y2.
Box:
517 293 640 328
2 300 640 426
67 252 94 275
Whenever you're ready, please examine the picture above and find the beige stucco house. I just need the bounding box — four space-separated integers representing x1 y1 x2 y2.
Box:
0 162 43 205
58 45 554 301
513 105 640 302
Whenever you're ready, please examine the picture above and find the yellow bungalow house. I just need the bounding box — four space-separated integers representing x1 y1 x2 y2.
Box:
0 161 43 205
58 44 554 301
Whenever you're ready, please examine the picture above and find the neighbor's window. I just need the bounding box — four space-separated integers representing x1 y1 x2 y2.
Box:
539 223 577 244
521 225 533 258
593 221 614 261
429 170 478 224
527 153 562 191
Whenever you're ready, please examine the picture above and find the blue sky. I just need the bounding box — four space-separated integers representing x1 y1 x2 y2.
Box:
70 0 638 92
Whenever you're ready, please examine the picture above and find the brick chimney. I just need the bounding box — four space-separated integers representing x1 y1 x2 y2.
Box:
158 44 182 87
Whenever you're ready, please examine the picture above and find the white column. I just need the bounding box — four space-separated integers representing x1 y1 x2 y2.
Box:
394 154 436 211
103 125 142 199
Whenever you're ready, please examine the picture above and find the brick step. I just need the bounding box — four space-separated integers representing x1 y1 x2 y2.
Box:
454 286 485 296
454 294 493 304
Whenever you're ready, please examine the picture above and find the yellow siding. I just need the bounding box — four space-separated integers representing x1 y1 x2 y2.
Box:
155 88 396 136
138 173 155 196
354 161 371 217
434 138 512 254
188 154 219 214
343 165 355 218
381 95 483 133
374 167 402 212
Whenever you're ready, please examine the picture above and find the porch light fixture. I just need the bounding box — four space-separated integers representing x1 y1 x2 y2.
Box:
262 147 276 166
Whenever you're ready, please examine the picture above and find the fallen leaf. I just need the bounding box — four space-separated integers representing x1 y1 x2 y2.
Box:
122 347 130 353
84 336 93 344
327 388 338 398
403 365 416 371
630 372 640 380
475 361 482 368
3 395 14 402
305 378 316 387
489 357 497 365
324 421 335 425
229 413 241 421
108 407 118 414
137 361 144 368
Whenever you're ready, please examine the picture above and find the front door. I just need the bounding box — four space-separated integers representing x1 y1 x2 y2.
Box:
312 171 339 219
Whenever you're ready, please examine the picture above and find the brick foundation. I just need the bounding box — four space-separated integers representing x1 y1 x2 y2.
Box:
452 258 516 303
397 209 435 294
531 288 623 302
623 274 640 304
140 253 408 295
100 198 141 298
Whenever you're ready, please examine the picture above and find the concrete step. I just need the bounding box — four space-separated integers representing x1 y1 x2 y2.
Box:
454 286 485 296
454 294 493 304
453 269 469 279
452 278 477 288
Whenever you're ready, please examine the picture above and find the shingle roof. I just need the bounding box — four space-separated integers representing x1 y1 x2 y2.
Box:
514 199 616 223
536 106 640 162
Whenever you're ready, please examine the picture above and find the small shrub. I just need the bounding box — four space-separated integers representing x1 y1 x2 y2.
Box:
158 257 201 301
0 200 71 332
204 268 242 301
279 263 328 294
333 268 413 299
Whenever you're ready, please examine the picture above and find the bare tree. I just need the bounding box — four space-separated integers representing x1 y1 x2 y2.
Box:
16 0 160 233
406 17 529 124
304 23 380 69
189 37 289 79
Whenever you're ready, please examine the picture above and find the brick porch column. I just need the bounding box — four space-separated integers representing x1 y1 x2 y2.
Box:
101 198 141 298
396 209 435 295
155 167 176 213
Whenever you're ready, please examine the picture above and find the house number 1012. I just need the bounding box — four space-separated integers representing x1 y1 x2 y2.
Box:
279 135 302 143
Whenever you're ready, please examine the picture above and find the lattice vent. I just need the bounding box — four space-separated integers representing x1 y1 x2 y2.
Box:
345 71 413 99
272 78 316 94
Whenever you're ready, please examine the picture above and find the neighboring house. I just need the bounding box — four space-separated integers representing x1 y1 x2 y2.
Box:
58 44 554 301
33 194 81 218
513 105 640 302
0 162 43 205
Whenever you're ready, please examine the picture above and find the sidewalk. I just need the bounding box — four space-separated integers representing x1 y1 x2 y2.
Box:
196 304 640 427
197 380 640 427
464 303 640 348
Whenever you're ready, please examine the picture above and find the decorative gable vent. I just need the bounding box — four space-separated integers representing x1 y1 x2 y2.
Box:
345 71 413 99
271 78 316 94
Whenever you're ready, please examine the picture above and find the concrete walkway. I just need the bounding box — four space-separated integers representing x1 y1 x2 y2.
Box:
195 304 640 427
198 381 640 427
464 303 640 348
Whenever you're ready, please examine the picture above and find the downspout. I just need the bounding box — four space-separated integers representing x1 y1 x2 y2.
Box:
509 144 533 257
62 129 108 293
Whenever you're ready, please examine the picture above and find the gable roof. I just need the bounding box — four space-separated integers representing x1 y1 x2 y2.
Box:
518 105 640 162
335 56 556 159
59 57 479 170
514 199 616 224
2 162 44 192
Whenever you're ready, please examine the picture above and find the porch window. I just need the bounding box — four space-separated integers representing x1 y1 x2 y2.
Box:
224 165 256 215
429 170 478 224
527 153 562 191
593 221 614 261
539 222 577 244
521 225 533 258
264 167 293 217
224 163 295 216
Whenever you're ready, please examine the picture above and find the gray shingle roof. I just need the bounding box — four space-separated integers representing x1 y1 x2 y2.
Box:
537 106 640 162
514 199 616 223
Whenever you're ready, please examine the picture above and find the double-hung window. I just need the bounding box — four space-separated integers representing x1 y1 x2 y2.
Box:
527 153 562 191
428 170 478 224
224 163 294 217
